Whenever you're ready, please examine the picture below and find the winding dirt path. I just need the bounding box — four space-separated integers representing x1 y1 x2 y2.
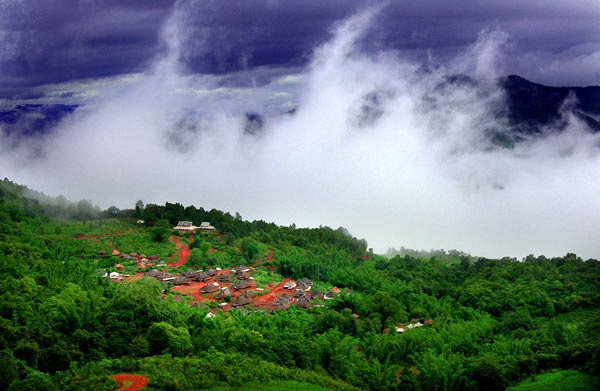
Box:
110 374 148 391
166 235 190 267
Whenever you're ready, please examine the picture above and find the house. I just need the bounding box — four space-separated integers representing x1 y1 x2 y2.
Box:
234 265 251 274
324 292 335 300
311 290 324 300
148 255 159 261
199 222 215 231
112 250 120 256
109 271 120 280
173 221 199 232
295 295 311 309
205 312 215 318
283 281 297 290
145 269 162 278
215 287 232 300
232 295 250 307
192 272 211 282
200 282 220 293
239 290 257 299
98 250 106 256
297 278 313 291
115 264 124 271
237 271 252 280
130 252 139 258
217 273 231 282
273 294 292 309
330 287 341 294
207 269 217 276
232 280 250 290
136 219 145 224
172 277 190 285
182 269 199 277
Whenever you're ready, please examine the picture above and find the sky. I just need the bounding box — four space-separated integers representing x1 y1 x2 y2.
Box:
1 1 599 259
1 0 600 98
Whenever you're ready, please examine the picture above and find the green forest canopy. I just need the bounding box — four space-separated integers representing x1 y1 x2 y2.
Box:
0 178 598 390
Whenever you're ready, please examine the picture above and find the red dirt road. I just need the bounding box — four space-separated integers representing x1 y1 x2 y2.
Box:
167 236 191 267
253 278 292 309
110 374 148 391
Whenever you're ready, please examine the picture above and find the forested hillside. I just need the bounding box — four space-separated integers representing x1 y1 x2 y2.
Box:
0 178 598 391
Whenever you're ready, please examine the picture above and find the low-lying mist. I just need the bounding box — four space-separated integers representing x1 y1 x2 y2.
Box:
1 5 599 259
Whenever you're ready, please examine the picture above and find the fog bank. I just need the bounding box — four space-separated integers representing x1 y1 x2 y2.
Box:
1 5 599 259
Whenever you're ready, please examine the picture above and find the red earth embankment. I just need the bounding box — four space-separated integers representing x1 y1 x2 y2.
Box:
110 374 148 391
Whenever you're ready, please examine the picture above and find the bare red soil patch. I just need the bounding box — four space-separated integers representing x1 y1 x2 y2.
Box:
166 236 191 267
110 374 148 391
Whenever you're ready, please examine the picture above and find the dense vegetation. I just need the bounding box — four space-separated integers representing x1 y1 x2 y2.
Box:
0 178 598 390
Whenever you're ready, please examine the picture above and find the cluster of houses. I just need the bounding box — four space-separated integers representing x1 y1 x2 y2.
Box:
276 278 343 309
395 319 433 333
98 248 165 271
173 221 215 233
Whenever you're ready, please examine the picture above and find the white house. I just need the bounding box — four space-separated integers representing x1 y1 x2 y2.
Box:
173 221 199 232
199 222 215 231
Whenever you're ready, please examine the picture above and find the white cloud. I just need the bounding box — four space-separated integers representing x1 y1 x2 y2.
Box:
2 5 599 259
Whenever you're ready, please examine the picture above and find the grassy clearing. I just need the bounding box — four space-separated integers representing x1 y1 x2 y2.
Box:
205 380 335 391
507 370 598 391
253 269 283 289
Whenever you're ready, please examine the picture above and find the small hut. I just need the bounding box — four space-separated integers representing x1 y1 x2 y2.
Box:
172 277 190 285
273 294 292 309
232 295 251 307
200 283 220 293
296 295 311 309
232 280 250 290
217 273 231 282
182 269 199 277
239 290 257 299
215 287 232 300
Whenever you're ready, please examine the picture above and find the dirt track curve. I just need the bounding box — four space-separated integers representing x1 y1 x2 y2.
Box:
166 235 191 267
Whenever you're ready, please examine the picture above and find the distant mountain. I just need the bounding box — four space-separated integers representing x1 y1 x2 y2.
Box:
0 104 79 138
1 76 598 146
500 75 600 136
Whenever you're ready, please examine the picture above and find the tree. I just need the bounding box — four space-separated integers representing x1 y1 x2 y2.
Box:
7 371 57 391
241 238 259 262
135 200 144 218
151 226 169 242
0 350 19 390
147 322 192 356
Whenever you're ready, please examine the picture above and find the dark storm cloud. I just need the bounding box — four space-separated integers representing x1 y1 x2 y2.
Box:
1 0 599 98
0 0 175 96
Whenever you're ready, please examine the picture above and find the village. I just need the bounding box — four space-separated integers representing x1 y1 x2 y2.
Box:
96 221 345 312
93 220 432 331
